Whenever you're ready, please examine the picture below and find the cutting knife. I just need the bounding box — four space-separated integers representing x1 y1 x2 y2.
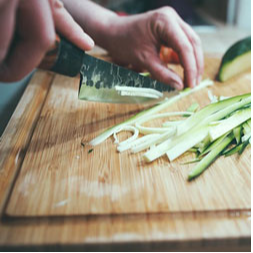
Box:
39 36 178 104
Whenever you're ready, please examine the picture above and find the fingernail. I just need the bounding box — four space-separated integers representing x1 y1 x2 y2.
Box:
83 33 95 48
174 82 183 90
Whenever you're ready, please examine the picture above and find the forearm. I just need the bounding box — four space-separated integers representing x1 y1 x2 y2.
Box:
62 0 118 49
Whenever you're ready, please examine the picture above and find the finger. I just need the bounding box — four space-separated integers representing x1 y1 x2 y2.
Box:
143 54 184 90
162 23 198 88
178 20 204 84
0 0 56 82
50 0 94 51
0 0 18 63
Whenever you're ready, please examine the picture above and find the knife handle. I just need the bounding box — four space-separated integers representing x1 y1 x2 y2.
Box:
39 35 85 77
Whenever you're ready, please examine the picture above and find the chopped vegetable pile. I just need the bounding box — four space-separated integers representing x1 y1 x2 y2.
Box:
90 79 251 181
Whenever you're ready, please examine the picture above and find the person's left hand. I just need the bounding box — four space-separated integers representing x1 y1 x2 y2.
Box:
104 7 204 90
0 0 94 82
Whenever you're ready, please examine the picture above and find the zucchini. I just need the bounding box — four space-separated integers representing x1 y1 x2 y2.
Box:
188 133 234 181
218 37 251 82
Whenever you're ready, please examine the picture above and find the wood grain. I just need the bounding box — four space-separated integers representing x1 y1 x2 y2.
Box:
0 211 250 251
0 56 250 251
0 71 54 214
5 57 251 217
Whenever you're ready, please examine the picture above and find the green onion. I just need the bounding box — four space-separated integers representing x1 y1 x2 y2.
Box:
90 79 213 146
89 82 250 182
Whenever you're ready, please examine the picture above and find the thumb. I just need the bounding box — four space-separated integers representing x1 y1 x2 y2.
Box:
50 0 94 51
144 55 184 90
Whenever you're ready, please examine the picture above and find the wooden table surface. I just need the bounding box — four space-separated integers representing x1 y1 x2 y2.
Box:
0 55 251 251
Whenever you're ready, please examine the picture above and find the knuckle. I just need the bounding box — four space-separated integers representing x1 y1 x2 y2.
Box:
160 6 176 15
192 36 202 47
180 42 193 53
152 6 175 21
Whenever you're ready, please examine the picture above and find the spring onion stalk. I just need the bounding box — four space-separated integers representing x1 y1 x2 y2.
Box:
188 133 234 181
243 119 251 134
144 95 250 163
162 120 183 127
140 72 150 77
208 90 218 103
166 127 209 161
89 79 250 181
199 133 229 157
144 125 208 162
233 126 242 144
90 79 213 146
187 102 199 113
223 143 243 156
135 112 192 134
177 93 250 136
113 126 139 145
131 128 176 153
117 134 159 153
242 133 251 143
119 91 161 99
209 108 251 142
115 86 163 99
238 138 251 154
181 158 201 165
195 136 211 154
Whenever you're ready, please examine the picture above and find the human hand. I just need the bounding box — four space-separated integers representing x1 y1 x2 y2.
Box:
105 7 204 90
0 0 94 82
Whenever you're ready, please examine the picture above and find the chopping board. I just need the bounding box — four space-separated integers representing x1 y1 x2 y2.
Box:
4 57 251 218
0 57 251 252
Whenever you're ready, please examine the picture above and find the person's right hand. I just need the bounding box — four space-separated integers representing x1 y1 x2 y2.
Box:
0 0 94 82
102 7 204 90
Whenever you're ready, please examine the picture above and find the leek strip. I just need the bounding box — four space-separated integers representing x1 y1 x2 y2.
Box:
177 93 250 136
90 79 213 146
188 133 234 181
243 119 251 134
166 127 208 161
117 134 159 152
224 143 243 156
209 108 251 142
113 126 139 146
131 136 165 153
208 90 218 103
140 72 150 77
199 132 230 157
115 86 163 98
131 128 176 153
181 158 201 165
144 96 250 162
135 112 191 134
136 126 172 134
233 126 242 144
239 138 251 155
144 126 208 163
120 91 160 99
242 132 251 143
183 102 199 117
162 120 183 127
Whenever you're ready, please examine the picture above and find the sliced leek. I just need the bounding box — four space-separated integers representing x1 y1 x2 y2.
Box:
90 79 213 146
89 81 250 181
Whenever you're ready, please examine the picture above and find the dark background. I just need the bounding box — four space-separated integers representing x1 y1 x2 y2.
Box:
93 0 229 25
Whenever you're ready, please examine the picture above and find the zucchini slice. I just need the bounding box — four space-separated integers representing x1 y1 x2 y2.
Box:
218 37 251 82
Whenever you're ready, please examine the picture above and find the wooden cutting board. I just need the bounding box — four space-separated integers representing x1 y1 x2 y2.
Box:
4 57 251 218
0 58 251 252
